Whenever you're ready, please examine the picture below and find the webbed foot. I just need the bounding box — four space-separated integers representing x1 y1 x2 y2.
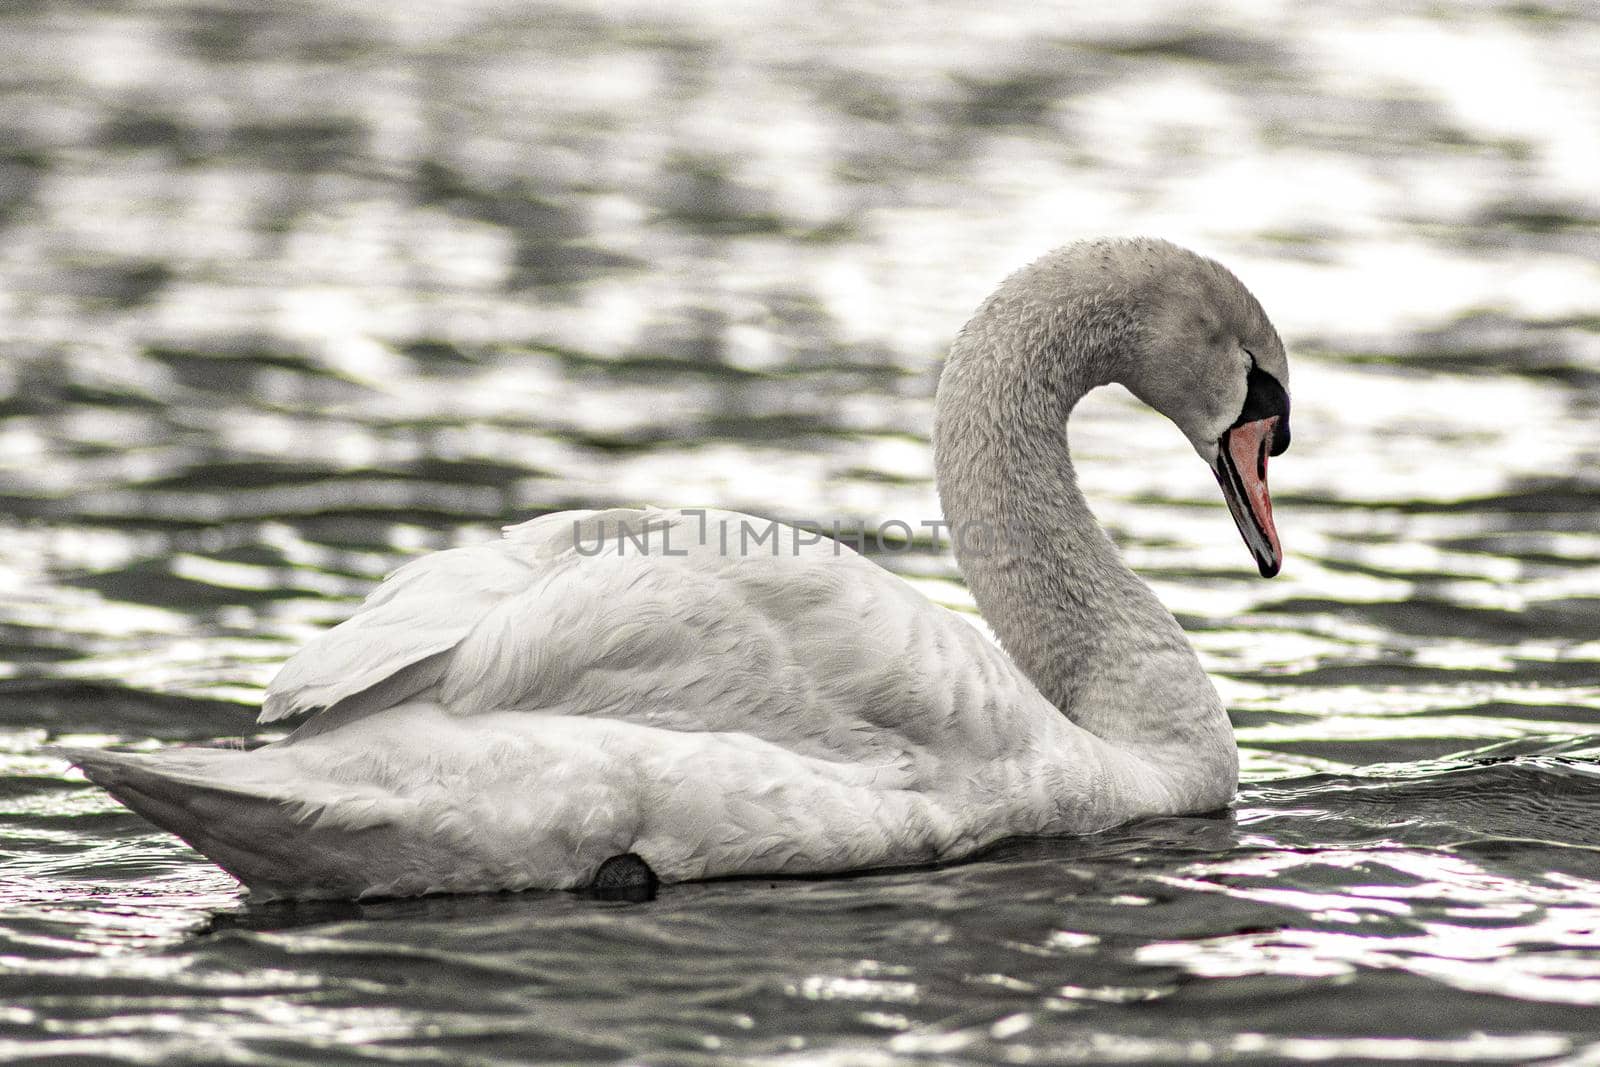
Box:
587 852 659 902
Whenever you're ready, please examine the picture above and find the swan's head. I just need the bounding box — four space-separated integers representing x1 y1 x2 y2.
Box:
1111 240 1292 578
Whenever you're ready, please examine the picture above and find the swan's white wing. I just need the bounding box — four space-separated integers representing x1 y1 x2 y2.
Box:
430 508 1048 766
260 544 532 723
263 506 1054 773
260 509 641 723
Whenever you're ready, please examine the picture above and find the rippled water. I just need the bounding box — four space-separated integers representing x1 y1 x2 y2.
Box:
4 1 1600 1063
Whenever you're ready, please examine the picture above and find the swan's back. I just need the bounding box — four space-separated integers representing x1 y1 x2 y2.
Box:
273 507 1048 763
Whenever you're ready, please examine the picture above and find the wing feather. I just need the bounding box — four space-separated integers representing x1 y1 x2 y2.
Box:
260 546 532 722
259 508 649 724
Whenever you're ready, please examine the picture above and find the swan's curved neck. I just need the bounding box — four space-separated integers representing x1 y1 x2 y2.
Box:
933 275 1234 799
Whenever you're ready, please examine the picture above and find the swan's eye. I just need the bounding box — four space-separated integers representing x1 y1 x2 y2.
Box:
1235 353 1290 455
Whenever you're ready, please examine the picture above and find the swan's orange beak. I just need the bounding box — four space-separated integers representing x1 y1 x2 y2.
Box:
1212 416 1282 578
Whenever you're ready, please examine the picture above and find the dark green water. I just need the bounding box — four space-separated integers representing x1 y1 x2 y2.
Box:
3 1 1600 1063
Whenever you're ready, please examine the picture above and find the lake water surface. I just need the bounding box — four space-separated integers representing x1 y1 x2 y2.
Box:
4 1 1600 1063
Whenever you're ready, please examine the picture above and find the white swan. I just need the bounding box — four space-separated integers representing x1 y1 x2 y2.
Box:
62 238 1291 900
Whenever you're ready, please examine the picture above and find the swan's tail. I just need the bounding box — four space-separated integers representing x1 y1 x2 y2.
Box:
53 745 386 899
